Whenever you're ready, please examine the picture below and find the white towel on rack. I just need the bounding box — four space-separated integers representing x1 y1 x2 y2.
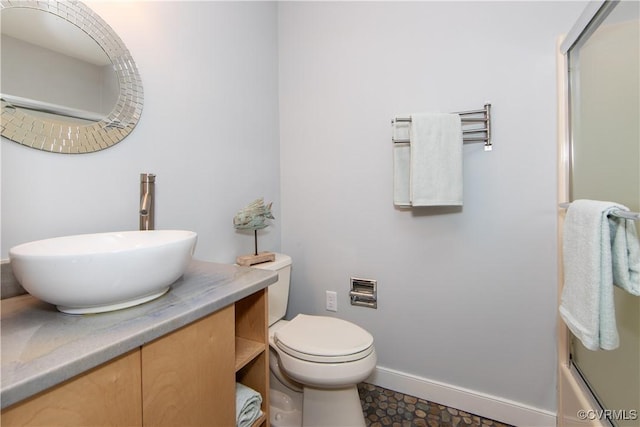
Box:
393 119 411 207
409 113 463 206
559 199 633 350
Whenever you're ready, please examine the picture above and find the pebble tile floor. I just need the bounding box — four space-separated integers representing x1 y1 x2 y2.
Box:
357 383 516 427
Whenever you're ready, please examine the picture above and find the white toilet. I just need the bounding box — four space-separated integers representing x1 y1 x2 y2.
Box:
252 253 377 427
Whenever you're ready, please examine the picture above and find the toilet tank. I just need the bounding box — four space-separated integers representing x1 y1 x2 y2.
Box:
250 253 291 326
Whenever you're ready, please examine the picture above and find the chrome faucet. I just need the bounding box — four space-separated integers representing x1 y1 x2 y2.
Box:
140 173 155 230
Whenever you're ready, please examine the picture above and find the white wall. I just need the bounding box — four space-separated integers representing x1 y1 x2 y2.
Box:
1 1 280 263
279 1 585 422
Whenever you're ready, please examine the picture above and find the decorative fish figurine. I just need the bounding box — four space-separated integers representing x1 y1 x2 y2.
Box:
233 198 274 230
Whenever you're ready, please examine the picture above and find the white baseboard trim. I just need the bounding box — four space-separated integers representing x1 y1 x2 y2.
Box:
366 366 556 427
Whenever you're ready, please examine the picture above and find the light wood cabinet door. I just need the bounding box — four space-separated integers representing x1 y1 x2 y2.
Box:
142 305 236 427
1 350 142 427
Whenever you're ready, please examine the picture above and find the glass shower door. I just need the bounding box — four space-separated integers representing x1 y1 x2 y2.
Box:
567 2 640 425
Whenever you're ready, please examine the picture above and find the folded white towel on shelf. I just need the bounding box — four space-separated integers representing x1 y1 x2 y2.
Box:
559 199 636 351
409 113 463 206
235 382 263 427
393 119 411 207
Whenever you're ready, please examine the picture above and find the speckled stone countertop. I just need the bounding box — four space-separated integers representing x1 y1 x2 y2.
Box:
0 259 277 409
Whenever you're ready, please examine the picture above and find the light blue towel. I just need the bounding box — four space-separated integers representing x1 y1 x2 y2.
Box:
610 213 640 296
235 382 263 427
559 199 637 350
409 113 463 206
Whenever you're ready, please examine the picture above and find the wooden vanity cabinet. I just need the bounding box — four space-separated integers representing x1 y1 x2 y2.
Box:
1 288 270 427
142 304 236 426
0 350 143 427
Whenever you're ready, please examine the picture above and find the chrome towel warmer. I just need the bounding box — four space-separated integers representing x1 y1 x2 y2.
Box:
392 103 492 151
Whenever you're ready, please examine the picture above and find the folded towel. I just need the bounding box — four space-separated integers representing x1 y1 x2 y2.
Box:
235 382 263 427
393 119 411 207
409 113 463 206
559 199 635 350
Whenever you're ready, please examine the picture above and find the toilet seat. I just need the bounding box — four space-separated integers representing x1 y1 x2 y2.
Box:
274 314 374 363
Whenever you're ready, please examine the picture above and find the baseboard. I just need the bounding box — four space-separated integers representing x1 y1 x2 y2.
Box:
366 366 556 427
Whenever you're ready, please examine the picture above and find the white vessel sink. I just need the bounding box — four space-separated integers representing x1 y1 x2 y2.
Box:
9 230 197 314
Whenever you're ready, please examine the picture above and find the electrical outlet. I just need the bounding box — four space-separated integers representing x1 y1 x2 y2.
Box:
326 291 337 312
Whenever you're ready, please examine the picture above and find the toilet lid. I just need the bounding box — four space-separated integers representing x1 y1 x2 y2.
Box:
274 314 374 363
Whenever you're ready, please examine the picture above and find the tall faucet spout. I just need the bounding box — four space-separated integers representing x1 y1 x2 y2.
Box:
140 173 155 230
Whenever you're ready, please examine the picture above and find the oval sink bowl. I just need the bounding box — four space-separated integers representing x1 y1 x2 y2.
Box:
9 230 197 314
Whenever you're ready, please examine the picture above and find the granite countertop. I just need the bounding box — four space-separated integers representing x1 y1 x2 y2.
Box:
0 259 277 409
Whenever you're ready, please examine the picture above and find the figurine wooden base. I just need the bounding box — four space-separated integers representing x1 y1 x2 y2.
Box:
236 251 275 267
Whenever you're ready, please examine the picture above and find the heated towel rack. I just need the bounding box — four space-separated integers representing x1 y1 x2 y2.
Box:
559 202 640 220
392 103 492 151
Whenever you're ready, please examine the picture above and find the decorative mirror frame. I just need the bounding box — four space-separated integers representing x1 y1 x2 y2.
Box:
0 0 143 154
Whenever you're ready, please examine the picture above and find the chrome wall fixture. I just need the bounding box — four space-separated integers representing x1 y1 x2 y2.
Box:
350 277 377 309
392 103 492 151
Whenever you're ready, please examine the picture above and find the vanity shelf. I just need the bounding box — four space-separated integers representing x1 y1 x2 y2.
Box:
235 288 270 427
236 337 266 371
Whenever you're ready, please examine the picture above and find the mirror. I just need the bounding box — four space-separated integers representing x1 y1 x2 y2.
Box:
0 1 143 154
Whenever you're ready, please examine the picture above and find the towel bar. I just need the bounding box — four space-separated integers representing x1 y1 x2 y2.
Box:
559 202 640 220
392 103 492 150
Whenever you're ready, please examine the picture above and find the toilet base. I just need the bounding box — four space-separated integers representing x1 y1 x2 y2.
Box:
270 389 302 427
270 363 303 427
303 385 365 427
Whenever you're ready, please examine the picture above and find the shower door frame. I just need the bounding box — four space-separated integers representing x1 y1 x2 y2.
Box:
557 38 609 427
557 1 635 426
557 42 609 422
